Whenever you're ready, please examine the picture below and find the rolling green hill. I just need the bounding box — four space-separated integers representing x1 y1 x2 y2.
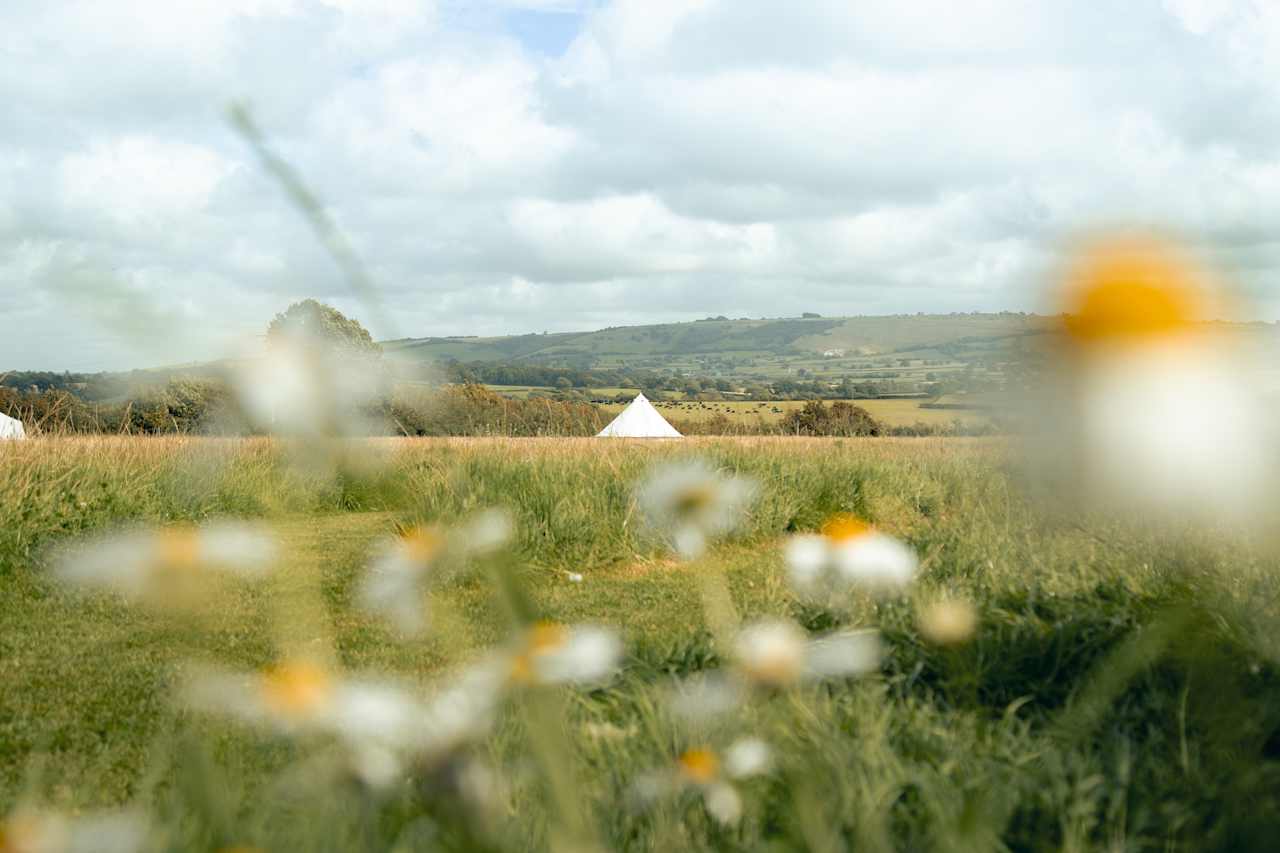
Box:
383 313 1055 378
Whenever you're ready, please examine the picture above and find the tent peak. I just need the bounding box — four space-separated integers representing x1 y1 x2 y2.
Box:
597 394 681 438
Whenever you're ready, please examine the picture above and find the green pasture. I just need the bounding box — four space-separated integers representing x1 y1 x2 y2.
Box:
2 437 1278 850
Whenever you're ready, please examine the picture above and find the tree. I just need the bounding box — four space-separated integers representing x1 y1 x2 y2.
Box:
267 300 381 356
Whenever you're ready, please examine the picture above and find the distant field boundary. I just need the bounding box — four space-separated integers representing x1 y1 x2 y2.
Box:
918 402 995 411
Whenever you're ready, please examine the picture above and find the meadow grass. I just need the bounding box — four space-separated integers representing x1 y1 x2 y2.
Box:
2 437 1279 850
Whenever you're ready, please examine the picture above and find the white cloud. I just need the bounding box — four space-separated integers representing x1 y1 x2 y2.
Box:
4 0 1280 370
57 137 234 229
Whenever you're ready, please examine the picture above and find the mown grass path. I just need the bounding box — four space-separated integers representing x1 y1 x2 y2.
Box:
0 506 787 809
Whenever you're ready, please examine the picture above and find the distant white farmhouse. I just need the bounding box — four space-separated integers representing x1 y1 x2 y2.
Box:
596 393 682 438
0 413 26 440
823 349 846 358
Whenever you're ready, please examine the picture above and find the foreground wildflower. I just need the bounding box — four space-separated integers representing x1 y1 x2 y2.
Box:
1042 235 1269 520
350 660 509 791
669 620 880 719
456 508 516 557
183 658 423 747
785 513 918 598
734 620 880 687
637 460 758 559
232 330 385 438
0 809 147 853
507 621 622 687
358 509 515 635
359 525 446 634
53 522 277 600
635 739 772 826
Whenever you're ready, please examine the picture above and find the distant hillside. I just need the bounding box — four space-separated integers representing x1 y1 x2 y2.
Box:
383 313 1055 373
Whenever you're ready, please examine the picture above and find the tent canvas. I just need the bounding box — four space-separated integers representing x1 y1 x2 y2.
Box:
0 413 25 440
596 393 682 438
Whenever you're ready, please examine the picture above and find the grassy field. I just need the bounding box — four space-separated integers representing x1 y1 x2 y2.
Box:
3 436 1280 850
599 397 996 428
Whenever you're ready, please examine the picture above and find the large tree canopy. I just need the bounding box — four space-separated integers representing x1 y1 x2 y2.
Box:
266 300 381 356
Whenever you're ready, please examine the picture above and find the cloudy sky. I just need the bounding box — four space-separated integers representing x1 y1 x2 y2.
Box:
4 0 1280 370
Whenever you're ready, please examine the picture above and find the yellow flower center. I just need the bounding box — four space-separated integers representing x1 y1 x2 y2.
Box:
400 527 444 564
260 660 332 718
156 527 202 571
1061 239 1204 345
509 621 569 684
677 747 720 785
821 513 872 543
673 484 717 518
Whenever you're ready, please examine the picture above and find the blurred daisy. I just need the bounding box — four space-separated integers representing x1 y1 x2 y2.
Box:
0 809 147 853
1042 236 1270 520
53 521 277 600
360 659 509 790
232 333 384 439
358 525 446 634
785 513 918 598
456 508 515 557
359 510 515 635
183 658 423 750
415 658 508 760
637 739 772 826
507 621 622 687
917 598 978 646
734 619 881 688
637 460 758 559
671 621 880 719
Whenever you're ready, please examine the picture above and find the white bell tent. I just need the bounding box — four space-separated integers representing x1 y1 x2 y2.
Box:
0 413 26 440
596 393 682 438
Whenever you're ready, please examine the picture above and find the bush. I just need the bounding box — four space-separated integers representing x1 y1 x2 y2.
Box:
389 384 607 437
777 400 882 436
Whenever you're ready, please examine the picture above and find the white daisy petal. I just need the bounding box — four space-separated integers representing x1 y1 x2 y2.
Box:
347 741 405 790
327 682 424 747
197 522 278 574
703 782 743 826
804 629 882 679
833 533 918 593
723 738 772 780
734 620 807 687
667 673 746 720
459 508 515 556
784 534 830 593
673 526 707 560
533 626 622 685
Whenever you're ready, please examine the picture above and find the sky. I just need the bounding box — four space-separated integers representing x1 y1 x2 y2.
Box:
4 0 1280 371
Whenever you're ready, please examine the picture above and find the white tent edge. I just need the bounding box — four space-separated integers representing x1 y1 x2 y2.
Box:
0 412 26 440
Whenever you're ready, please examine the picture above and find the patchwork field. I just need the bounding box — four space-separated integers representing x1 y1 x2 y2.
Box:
598 397 997 428
2 436 1279 850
